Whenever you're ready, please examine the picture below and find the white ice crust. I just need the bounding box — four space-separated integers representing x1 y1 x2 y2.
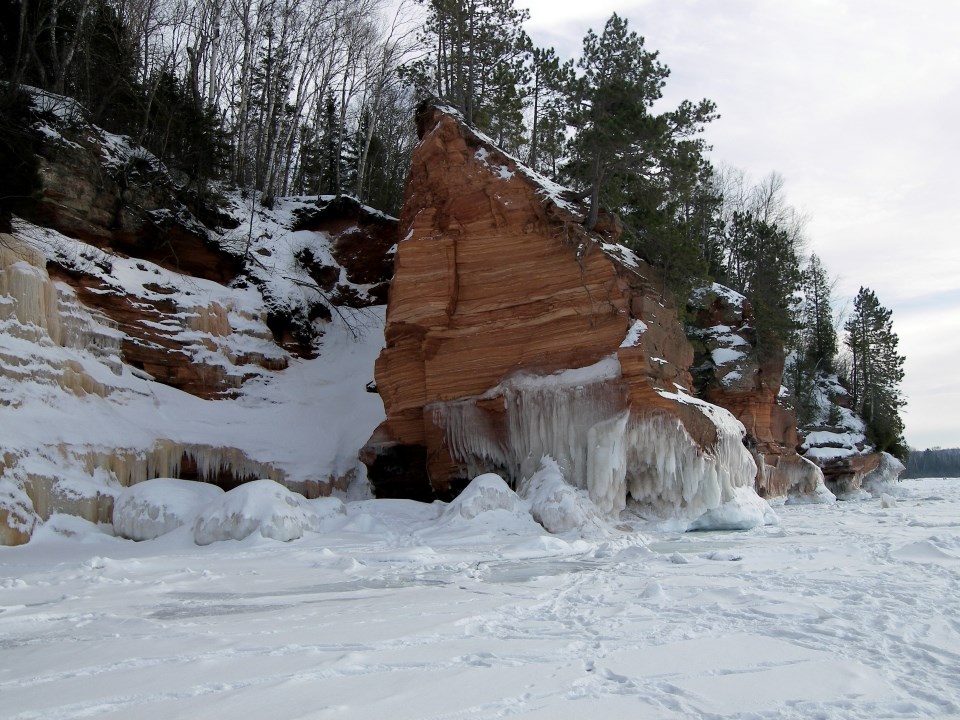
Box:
113 478 224 541
445 473 520 519
192 479 345 545
688 486 780 531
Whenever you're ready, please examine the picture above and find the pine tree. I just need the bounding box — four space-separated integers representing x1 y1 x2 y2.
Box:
800 254 837 370
402 0 531 139
565 13 669 230
844 287 907 457
784 253 838 427
723 211 802 354
527 46 572 176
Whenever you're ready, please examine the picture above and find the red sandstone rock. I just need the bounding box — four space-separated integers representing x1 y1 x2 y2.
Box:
361 101 752 511
686 285 815 498
27 94 242 284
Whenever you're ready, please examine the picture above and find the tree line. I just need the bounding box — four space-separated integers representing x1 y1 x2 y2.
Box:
1 0 419 211
0 0 907 455
904 448 960 479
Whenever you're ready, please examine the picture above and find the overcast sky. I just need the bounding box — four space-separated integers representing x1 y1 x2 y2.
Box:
518 0 960 450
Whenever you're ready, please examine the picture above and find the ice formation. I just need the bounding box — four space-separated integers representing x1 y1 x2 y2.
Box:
0 234 124 398
113 478 224 541
862 452 907 497
520 456 603 534
756 455 837 505
192 479 346 545
433 355 763 527
444 473 521 519
688 486 780 531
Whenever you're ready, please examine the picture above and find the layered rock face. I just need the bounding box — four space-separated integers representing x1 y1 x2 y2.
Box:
27 91 241 284
688 286 824 500
1 91 398 544
291 195 397 308
362 101 758 521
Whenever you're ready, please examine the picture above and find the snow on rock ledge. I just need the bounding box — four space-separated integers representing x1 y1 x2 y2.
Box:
192 479 345 545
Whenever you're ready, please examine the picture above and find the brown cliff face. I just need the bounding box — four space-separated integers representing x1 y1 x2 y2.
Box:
688 286 821 499
27 96 241 284
19 94 398 397
291 195 397 307
362 102 752 511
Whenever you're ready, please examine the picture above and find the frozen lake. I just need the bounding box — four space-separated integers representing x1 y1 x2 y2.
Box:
2 477 959 719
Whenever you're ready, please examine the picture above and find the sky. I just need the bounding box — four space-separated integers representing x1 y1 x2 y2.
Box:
518 0 960 450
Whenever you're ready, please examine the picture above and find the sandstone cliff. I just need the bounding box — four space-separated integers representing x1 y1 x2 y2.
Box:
797 373 901 496
0 89 396 544
362 101 761 524
688 285 826 501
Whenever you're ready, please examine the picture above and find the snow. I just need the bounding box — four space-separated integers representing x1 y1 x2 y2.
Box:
444 473 521 519
3 477 960 718
192 479 346 545
711 346 746 365
619 319 647 348
113 478 224 541
692 282 747 308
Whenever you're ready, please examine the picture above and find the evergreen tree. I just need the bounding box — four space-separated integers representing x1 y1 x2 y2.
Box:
800 253 837 370
844 287 907 457
725 210 802 354
526 46 572 176
402 0 531 140
565 13 669 230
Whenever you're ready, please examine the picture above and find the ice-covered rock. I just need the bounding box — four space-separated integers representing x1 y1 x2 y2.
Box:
688 486 779 532
192 479 345 545
520 457 603 534
863 452 907 497
880 493 897 509
445 473 520 519
0 476 38 546
780 455 836 505
687 282 806 502
113 478 224 541
362 100 754 525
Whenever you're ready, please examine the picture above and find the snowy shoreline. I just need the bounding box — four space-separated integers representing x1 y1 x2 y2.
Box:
2 477 958 719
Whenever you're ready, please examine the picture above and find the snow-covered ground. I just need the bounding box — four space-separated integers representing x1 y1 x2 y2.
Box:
3 478 959 719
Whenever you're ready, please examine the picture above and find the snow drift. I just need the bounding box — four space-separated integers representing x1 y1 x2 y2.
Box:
192 479 346 545
113 478 224 541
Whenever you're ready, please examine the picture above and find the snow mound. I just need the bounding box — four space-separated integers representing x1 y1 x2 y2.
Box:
445 473 520 519
113 478 224 541
520 457 603 534
688 486 779 531
192 479 344 545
